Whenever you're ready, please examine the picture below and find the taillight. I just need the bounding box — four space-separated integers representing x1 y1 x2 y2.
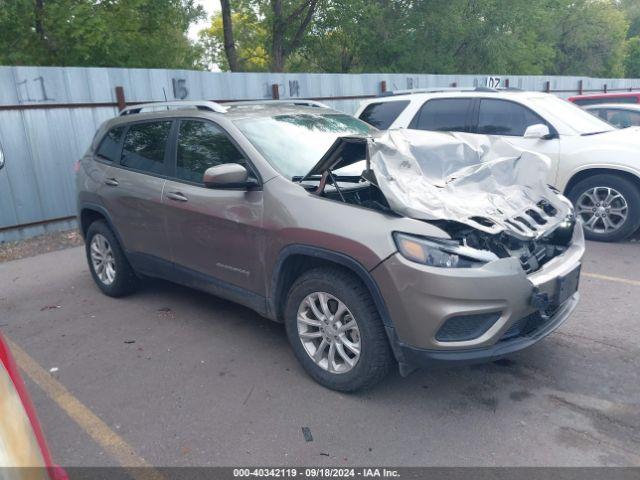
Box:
73 160 81 173
0 334 67 479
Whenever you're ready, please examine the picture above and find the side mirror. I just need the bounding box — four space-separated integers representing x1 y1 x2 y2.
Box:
0 143 4 170
203 163 258 190
523 124 551 139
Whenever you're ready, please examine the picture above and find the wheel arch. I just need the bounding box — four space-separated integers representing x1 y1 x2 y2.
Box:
268 245 393 328
564 167 640 197
79 204 126 249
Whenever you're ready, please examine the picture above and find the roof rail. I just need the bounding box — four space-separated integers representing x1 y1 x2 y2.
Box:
379 86 504 97
225 99 331 109
119 100 227 116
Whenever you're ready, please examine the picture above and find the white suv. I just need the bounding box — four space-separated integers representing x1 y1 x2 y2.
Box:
355 89 640 242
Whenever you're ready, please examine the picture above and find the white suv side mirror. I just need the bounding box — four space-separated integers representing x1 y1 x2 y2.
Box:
523 124 551 139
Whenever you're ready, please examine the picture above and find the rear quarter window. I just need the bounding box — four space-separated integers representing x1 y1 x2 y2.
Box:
95 126 125 162
358 101 410 129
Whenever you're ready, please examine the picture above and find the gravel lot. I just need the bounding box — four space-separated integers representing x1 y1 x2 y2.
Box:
0 237 638 468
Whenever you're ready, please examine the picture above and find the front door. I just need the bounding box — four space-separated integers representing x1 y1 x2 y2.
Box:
162 119 265 297
475 98 561 185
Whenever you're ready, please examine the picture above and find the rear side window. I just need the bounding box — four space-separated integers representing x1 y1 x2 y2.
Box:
358 101 409 129
176 120 246 184
411 99 472 132
477 99 547 136
96 127 125 162
121 121 172 175
573 96 640 106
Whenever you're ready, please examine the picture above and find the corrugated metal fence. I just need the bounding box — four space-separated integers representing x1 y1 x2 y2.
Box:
1 66 639 242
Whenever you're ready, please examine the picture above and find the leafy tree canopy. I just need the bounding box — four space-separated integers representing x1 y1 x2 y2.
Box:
3 0 640 78
0 0 205 68
201 0 638 78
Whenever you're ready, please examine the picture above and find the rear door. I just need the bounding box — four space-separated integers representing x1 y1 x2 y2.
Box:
473 98 561 184
162 119 265 296
99 120 173 262
409 98 475 133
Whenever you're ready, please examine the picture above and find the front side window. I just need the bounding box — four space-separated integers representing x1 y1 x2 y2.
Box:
176 121 246 183
121 121 172 175
477 99 546 136
587 109 607 121
359 101 410 129
96 126 125 162
605 109 640 128
411 99 472 132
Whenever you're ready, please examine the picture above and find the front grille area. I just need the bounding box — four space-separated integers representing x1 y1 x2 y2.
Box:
461 215 576 275
436 312 501 342
509 219 576 274
519 243 556 274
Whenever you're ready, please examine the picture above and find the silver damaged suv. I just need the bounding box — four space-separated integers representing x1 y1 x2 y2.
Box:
76 100 584 391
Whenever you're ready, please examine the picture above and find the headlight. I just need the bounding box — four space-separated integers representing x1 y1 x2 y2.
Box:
393 233 498 268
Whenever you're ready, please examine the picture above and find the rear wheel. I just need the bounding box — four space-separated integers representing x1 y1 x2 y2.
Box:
284 267 394 392
85 220 139 297
568 174 640 242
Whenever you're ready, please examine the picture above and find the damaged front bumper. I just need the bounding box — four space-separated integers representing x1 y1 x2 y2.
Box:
371 224 585 371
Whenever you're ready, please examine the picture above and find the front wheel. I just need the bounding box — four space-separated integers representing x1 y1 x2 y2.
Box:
284 267 394 392
568 174 640 242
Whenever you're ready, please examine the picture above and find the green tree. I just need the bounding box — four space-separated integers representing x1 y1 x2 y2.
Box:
549 0 628 77
203 0 322 72
0 0 205 68
625 36 640 77
199 2 270 71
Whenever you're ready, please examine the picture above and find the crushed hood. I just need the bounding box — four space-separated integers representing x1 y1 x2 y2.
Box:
308 129 573 239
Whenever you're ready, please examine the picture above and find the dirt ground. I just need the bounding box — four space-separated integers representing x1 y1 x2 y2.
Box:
0 229 84 263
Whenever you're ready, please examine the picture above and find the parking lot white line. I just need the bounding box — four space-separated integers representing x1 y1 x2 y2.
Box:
583 272 640 287
7 337 165 480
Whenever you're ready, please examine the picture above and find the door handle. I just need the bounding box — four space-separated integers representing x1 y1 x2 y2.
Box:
104 178 119 187
166 191 188 202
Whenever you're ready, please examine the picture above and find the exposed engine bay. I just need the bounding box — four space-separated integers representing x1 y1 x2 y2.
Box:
299 129 577 274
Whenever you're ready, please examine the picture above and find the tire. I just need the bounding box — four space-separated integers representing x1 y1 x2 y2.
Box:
85 220 139 297
284 267 394 392
567 174 640 242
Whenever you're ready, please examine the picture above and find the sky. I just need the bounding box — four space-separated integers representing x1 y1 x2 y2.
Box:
188 0 221 41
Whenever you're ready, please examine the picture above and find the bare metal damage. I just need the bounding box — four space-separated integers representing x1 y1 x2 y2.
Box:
368 130 573 239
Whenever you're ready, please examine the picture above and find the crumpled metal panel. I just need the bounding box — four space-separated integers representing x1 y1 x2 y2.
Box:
369 129 572 239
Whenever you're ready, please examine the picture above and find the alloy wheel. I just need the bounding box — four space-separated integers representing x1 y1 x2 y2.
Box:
296 292 361 374
576 186 629 235
90 234 116 285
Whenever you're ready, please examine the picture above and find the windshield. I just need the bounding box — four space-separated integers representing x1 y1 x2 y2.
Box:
528 95 615 135
234 113 374 178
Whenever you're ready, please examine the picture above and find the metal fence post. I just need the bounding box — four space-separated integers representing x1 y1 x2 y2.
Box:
115 86 126 111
